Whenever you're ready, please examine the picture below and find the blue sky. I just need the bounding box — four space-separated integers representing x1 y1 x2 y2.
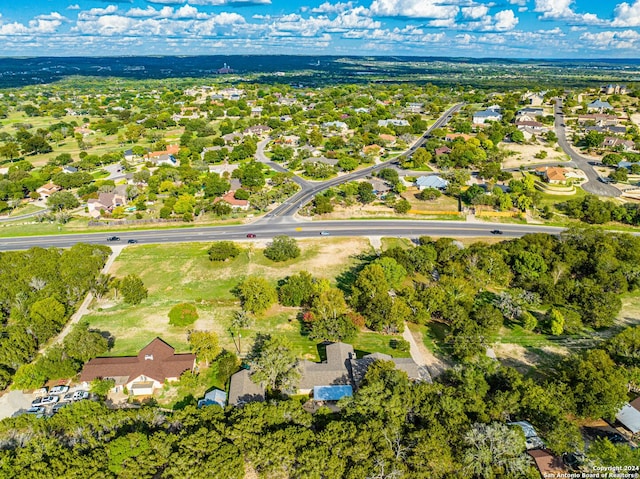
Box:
0 1 638 58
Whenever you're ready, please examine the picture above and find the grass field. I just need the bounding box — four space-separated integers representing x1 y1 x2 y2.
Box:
84 238 410 360
401 187 459 213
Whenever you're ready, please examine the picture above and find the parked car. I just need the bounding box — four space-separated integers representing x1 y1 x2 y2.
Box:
25 406 45 415
33 396 58 406
62 392 74 402
33 387 48 397
127 239 138 244
107 236 120 241
50 385 69 395
490 229 503 235
319 231 330 236
52 402 69 413
246 233 256 238
72 391 89 401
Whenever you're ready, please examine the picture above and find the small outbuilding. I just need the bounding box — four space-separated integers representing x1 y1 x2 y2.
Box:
198 389 227 408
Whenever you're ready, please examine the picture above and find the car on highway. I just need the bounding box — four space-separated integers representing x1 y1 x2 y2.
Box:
319 231 330 236
50 385 69 395
246 233 256 238
127 239 138 244
107 236 120 241
490 229 503 235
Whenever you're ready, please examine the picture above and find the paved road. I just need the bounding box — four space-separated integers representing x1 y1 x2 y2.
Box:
0 220 565 251
255 139 310 190
554 100 620 197
0 206 48 223
265 103 464 218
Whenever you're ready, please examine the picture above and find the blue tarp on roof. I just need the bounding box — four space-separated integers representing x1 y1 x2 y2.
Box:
314 385 353 401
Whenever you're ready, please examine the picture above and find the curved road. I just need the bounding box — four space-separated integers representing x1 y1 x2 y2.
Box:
264 103 464 219
554 100 620 197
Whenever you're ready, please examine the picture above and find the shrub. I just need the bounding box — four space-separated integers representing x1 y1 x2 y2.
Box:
390 338 411 352
208 241 240 261
234 189 250 200
264 235 300 262
169 303 199 327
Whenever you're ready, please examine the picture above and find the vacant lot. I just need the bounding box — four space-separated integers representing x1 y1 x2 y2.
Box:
85 238 410 360
501 143 568 169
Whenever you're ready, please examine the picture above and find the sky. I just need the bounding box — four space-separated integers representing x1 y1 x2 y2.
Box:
0 1 638 58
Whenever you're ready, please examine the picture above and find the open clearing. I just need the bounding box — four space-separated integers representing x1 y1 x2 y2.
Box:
85 237 410 360
501 143 569 169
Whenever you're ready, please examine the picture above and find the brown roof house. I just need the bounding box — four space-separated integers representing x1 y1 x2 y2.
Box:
87 192 126 218
36 182 62 199
79 338 195 396
528 449 567 477
535 166 567 184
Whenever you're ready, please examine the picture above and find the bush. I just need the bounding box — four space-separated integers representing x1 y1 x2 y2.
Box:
390 338 411 352
169 303 199 327
208 241 240 261
264 235 300 262
417 188 441 201
120 274 148 305
234 189 250 200
394 199 411 214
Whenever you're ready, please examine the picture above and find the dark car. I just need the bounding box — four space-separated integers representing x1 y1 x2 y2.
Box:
127 239 138 244
107 236 120 241
490 229 503 235
246 233 256 238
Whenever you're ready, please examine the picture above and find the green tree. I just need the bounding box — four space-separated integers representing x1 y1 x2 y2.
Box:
562 349 628 419
168 303 199 327
248 334 300 394
547 308 565 335
236 276 277 314
29 296 67 343
215 349 240 385
119 274 148 305
208 241 240 262
12 362 46 390
90 378 115 399
263 235 300 262
278 271 317 307
357 181 376 204
462 422 530 478
47 191 79 211
188 330 221 366
394 199 411 214
372 257 407 290
63 323 109 362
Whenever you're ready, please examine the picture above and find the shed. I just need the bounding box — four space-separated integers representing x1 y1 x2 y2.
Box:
198 388 227 408
616 403 640 434
313 385 353 402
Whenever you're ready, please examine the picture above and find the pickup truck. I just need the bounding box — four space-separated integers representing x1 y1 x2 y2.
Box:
107 236 120 242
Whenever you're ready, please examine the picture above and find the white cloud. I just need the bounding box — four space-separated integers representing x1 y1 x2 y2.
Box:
0 18 63 36
509 0 526 5
67 4 80 10
613 1 640 27
462 5 488 20
368 0 459 19
493 9 518 30
534 0 604 25
311 2 354 14
580 29 640 50
36 12 67 22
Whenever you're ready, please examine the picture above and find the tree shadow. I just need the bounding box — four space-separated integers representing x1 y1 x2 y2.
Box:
335 252 378 295
173 394 196 410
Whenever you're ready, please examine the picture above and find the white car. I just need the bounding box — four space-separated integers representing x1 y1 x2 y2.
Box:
33 396 59 406
50 385 69 395
72 391 89 401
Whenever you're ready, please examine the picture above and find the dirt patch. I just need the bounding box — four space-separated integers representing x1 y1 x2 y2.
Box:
297 238 369 277
631 113 640 127
501 143 569 169
493 342 568 373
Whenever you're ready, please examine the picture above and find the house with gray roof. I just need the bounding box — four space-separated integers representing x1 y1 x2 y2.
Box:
228 369 265 406
588 99 613 112
473 109 503 124
378 119 410 127
416 175 449 191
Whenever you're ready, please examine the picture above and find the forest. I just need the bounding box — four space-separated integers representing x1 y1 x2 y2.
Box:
0 244 110 389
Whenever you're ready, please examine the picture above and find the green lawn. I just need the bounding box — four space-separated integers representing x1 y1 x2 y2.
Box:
380 237 414 250
84 238 409 360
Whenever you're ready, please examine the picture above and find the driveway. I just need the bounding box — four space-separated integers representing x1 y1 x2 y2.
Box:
0 390 34 419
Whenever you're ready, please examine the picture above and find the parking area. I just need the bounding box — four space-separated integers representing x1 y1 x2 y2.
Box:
0 386 92 420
